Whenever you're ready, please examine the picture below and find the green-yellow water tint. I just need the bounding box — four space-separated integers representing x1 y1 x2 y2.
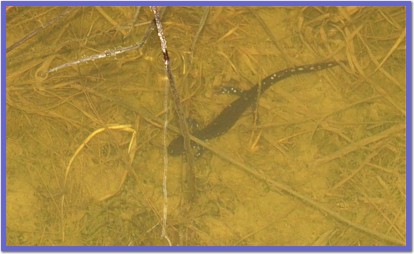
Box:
6 6 406 246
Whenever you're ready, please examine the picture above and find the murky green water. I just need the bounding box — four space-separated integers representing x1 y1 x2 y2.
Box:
6 6 406 246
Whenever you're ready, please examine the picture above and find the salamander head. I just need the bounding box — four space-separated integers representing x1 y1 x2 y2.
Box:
168 136 205 157
168 136 185 156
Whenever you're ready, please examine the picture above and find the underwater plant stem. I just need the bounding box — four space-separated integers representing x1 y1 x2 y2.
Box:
150 6 196 201
47 8 166 73
6 8 74 53
150 6 196 245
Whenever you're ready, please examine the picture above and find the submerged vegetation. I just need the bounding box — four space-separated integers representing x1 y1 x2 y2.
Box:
6 6 406 246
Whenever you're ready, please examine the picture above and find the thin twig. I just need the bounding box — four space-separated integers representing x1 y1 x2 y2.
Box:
126 7 142 36
150 6 196 246
6 8 74 53
95 6 128 37
150 6 196 201
47 8 166 74
190 7 210 64
161 66 172 246
249 8 292 65
313 123 405 165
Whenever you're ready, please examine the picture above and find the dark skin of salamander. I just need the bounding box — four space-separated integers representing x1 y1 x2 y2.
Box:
168 61 342 156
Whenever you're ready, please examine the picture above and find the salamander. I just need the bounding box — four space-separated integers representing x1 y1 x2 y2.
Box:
168 61 342 156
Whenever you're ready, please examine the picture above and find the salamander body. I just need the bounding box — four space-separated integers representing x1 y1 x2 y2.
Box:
168 61 342 156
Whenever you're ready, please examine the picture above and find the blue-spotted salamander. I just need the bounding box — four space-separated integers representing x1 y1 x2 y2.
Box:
168 61 342 156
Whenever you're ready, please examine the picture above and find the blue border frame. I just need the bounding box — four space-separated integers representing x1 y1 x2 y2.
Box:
0 1 410 6
1 1 412 252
